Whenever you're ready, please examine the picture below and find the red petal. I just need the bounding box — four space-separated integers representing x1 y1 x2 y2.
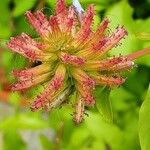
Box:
56 0 67 31
66 6 75 33
11 72 51 91
26 11 51 39
84 56 134 72
75 5 94 45
93 75 125 87
30 64 66 111
13 63 51 80
59 52 85 66
72 68 95 88
77 84 95 106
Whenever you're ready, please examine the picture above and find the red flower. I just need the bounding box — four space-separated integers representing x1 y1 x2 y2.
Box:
7 0 150 124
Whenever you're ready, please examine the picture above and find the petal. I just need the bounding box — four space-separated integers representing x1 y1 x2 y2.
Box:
66 6 75 33
7 33 57 61
30 64 66 111
13 63 52 80
94 18 110 38
56 0 68 31
77 83 95 106
59 52 85 66
49 16 61 33
11 72 51 91
26 11 51 39
77 26 127 59
56 0 67 16
96 26 128 57
73 95 85 124
72 68 95 88
84 56 133 71
93 75 125 87
7 38 41 61
74 5 94 45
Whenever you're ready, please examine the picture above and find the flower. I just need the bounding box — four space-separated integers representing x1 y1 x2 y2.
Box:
7 0 150 124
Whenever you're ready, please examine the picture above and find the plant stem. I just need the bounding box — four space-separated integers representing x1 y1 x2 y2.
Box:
126 47 150 60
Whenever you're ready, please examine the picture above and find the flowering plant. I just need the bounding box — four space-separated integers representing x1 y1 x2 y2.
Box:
7 0 150 124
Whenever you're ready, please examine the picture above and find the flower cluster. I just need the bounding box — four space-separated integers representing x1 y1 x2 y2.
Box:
7 0 138 124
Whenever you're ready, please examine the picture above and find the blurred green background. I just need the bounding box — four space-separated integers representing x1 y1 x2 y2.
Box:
0 0 150 150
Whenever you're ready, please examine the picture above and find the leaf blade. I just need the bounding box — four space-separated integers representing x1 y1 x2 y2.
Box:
94 86 113 124
139 85 150 150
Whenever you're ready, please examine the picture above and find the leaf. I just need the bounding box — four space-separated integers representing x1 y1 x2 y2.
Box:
0 0 11 38
85 111 128 150
139 85 150 150
94 86 113 123
13 0 37 17
0 114 49 130
3 130 26 150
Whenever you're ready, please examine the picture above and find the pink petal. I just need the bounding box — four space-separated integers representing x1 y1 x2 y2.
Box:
26 11 51 39
11 72 51 91
93 75 125 87
30 64 66 111
59 52 85 66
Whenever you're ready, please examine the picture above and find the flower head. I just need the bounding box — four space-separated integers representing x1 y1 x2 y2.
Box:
7 0 150 124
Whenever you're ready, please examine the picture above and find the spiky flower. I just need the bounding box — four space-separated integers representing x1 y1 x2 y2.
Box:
7 0 150 124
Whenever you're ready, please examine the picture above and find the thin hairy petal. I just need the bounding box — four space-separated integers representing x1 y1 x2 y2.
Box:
93 75 125 87
86 18 110 44
72 68 95 88
95 18 110 37
31 64 66 111
59 52 85 66
73 95 85 124
13 63 52 80
26 11 51 39
81 4 94 28
11 72 51 91
7 34 57 61
77 83 95 106
35 11 52 33
18 33 50 50
107 60 134 72
74 5 94 45
56 0 67 31
66 6 75 33
56 0 67 15
96 26 128 57
84 56 134 72
78 26 128 59
49 16 61 33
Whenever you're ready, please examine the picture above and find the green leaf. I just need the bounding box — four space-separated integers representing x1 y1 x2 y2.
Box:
13 0 37 17
85 111 127 150
3 130 26 150
139 85 150 150
94 86 113 123
0 114 49 130
0 0 11 38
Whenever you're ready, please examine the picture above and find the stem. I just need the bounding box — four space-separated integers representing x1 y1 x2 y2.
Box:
126 47 150 60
